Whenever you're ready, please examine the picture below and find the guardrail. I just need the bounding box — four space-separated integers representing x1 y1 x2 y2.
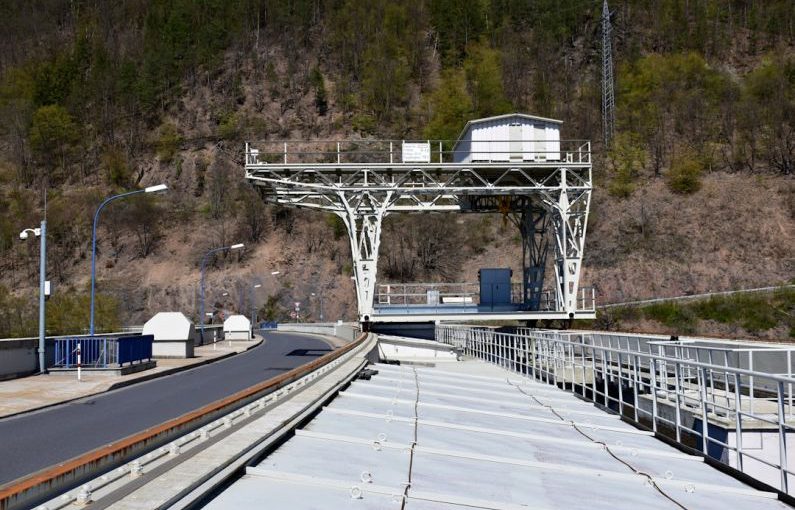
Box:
245 139 591 166
437 325 795 496
376 282 596 312
53 335 153 368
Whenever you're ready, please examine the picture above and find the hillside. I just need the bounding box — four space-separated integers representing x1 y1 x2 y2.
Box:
0 0 792 339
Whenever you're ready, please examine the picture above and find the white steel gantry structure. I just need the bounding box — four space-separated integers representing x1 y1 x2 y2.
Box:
244 114 594 326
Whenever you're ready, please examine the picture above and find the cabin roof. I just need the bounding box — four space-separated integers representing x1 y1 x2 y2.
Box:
454 113 563 146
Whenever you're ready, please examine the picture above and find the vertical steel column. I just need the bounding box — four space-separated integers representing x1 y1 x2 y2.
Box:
674 362 683 443
633 354 640 421
650 355 659 433
699 367 710 456
617 351 624 416
734 372 744 472
778 381 789 493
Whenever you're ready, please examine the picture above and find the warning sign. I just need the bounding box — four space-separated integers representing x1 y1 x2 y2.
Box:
402 142 431 163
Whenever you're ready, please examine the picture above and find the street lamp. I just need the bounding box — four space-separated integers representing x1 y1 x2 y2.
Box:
311 291 324 322
250 270 279 330
90 184 168 336
199 243 245 343
20 223 46 373
250 283 261 330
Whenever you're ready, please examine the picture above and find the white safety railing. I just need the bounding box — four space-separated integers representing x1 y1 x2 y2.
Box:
436 325 795 495
376 283 596 312
245 139 592 166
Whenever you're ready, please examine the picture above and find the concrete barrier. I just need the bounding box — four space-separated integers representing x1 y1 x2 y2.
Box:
275 323 361 343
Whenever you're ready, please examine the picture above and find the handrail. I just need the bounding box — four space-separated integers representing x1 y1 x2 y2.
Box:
436 325 795 495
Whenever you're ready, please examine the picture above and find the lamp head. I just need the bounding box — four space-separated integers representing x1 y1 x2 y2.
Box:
230 243 245 250
271 271 280 276
144 184 168 193
19 231 28 240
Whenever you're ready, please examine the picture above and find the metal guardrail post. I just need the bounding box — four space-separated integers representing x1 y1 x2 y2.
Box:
617 351 624 416
734 372 744 472
673 362 682 443
699 366 710 456
650 357 659 433
778 380 789 493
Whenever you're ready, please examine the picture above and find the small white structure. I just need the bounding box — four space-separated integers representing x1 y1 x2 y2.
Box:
452 113 562 163
223 315 251 341
143 312 195 358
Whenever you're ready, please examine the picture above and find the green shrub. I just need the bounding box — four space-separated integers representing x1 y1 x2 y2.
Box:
666 150 702 194
155 122 181 163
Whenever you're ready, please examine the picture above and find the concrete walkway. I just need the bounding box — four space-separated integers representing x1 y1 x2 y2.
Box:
0 338 263 419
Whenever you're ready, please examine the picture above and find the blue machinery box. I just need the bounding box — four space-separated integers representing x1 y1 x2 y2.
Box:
479 268 513 307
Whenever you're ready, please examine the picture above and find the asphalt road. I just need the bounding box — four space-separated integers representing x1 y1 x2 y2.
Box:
0 331 333 486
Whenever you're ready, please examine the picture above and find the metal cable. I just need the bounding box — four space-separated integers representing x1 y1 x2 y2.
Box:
508 379 689 510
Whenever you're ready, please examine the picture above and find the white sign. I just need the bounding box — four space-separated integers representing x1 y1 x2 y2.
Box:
402 142 431 163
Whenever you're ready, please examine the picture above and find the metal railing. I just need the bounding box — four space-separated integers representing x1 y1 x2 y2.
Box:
436 325 795 495
376 282 518 306
376 282 596 313
53 335 153 368
245 139 591 166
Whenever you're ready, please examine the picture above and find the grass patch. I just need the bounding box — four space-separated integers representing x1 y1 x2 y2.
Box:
595 287 794 338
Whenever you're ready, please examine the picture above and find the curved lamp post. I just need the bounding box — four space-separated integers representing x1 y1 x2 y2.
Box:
199 243 244 343
20 223 46 372
311 290 324 322
90 184 168 336
251 271 279 329
250 283 261 330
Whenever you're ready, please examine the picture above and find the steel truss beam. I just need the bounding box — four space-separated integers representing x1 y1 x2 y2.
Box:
246 160 592 321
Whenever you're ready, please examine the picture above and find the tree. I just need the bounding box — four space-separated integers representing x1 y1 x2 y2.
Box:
309 67 328 116
464 43 513 118
666 149 702 194
237 184 270 243
423 69 473 141
126 196 161 258
427 0 486 65
28 104 79 174
606 133 647 198
742 54 795 175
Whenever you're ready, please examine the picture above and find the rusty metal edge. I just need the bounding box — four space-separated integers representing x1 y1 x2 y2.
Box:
0 332 367 509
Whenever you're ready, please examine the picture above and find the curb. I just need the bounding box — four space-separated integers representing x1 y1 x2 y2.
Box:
0 338 264 422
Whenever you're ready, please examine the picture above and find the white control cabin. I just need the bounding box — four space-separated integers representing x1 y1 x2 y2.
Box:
452 113 562 163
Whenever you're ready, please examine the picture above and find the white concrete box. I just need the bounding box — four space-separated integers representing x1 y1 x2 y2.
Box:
142 312 196 358
224 315 251 341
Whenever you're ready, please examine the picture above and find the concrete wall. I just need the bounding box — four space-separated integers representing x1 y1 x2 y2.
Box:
276 323 361 343
0 339 37 381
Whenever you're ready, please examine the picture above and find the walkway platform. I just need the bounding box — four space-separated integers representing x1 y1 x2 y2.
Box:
206 342 787 509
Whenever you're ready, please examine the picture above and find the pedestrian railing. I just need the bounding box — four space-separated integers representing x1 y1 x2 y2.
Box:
436 325 795 496
53 335 153 368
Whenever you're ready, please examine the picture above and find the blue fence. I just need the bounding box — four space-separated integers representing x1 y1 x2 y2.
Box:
117 335 153 365
53 335 153 368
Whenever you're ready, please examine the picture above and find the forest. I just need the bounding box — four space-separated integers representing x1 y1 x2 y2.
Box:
0 0 792 338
